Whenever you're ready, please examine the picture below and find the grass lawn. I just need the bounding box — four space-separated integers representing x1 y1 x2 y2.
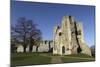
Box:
61 54 95 63
62 57 95 63
11 53 51 66
11 53 95 66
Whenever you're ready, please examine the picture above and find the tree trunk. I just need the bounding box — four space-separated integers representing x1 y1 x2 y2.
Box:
23 45 27 53
23 33 27 53
23 47 26 53
36 46 38 52
49 43 51 52
29 44 33 52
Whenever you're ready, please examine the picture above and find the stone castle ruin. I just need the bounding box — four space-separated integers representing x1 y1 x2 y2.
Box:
16 40 53 53
16 16 91 56
53 16 91 56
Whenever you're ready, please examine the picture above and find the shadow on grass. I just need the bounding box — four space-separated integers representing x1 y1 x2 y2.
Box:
11 53 95 66
61 54 95 63
11 52 51 66
62 57 95 63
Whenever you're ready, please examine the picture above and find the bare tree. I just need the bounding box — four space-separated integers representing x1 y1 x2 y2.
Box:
11 17 42 52
11 26 18 53
29 29 42 52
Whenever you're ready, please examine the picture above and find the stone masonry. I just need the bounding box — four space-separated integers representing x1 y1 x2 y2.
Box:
16 15 91 56
53 16 91 56
16 40 53 52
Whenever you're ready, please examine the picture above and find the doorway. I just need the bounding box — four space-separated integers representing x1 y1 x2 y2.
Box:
62 46 65 54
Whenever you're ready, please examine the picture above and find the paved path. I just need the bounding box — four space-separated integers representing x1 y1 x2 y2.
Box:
51 56 62 64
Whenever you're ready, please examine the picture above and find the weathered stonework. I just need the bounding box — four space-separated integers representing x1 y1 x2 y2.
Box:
15 15 91 56
16 40 53 52
53 16 91 56
16 44 24 52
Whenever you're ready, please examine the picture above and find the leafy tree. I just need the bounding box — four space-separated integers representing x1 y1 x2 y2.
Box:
11 17 42 52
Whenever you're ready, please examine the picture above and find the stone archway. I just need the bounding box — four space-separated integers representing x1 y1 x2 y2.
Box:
62 46 65 54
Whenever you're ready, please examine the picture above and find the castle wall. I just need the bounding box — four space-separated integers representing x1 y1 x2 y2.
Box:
16 40 53 53
53 26 61 54
16 15 91 56
16 44 24 52
76 23 91 56
53 16 91 56
61 16 72 55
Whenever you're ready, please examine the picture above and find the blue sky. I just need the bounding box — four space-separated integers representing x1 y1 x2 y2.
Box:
11 1 95 47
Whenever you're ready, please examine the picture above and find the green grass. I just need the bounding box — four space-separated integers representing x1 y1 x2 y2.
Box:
62 57 95 63
11 53 51 66
64 54 94 58
11 53 95 66
61 54 95 63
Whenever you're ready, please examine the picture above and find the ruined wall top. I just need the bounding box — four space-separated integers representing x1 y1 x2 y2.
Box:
62 16 75 21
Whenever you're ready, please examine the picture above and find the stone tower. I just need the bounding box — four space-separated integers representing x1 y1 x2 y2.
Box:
53 16 91 56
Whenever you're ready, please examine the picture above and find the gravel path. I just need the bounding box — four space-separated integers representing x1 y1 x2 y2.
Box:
51 56 62 64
